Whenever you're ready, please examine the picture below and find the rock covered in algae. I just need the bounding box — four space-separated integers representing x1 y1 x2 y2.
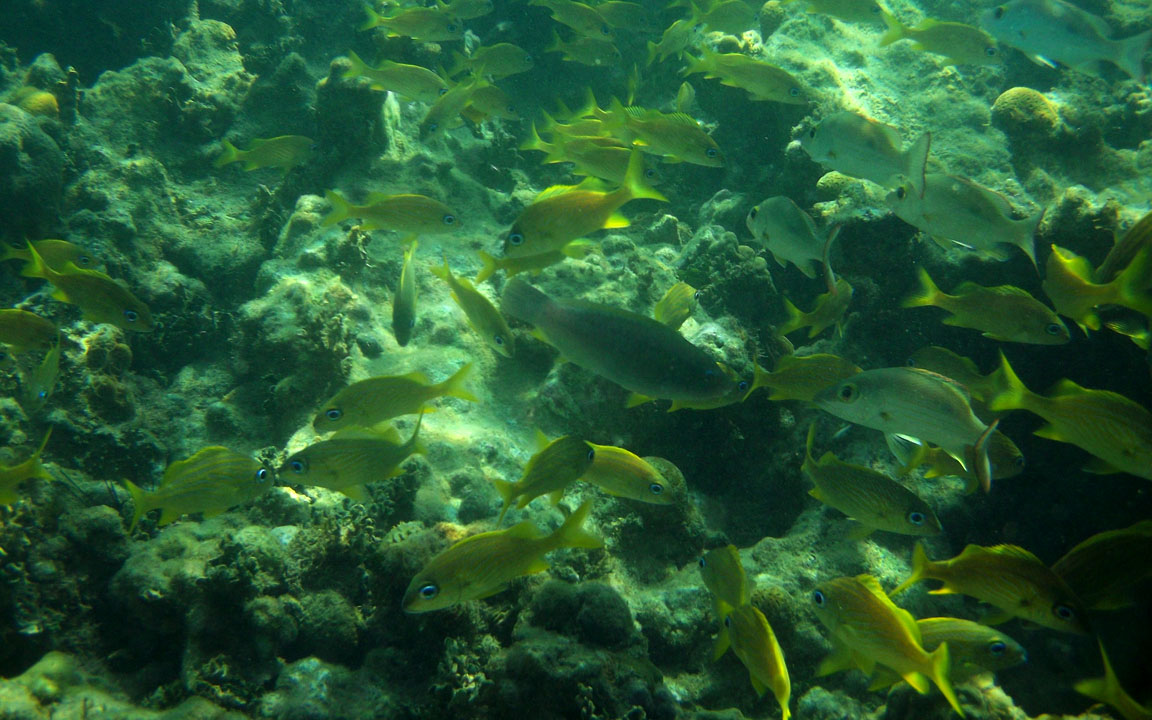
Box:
0 102 64 239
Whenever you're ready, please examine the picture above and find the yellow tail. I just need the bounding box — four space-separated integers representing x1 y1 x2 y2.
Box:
986 352 1032 413
549 500 603 550
322 190 353 227
439 363 478 403
929 642 964 717
475 250 500 284
879 10 908 46
124 478 149 532
213 139 240 168
622 148 668 203
902 267 942 309
892 541 930 595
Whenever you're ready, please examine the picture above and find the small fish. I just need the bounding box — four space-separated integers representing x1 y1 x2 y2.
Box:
1097 209 1152 283
887 174 1041 265
546 31 622 67
699 545 751 614
450 43 534 79
905 346 1001 404
870 617 1026 687
800 111 930 194
23 242 154 332
323 190 461 235
503 149 666 258
893 541 1090 634
284 413 424 501
746 353 862 403
342 51 448 102
213 135 313 174
437 0 493 19
0 310 57 355
646 18 702 65
502 279 741 407
462 83 519 123
125 447 272 531
595 99 725 167
582 444 675 504
746 196 834 279
474 241 599 283
782 0 884 24
0 239 98 273
723 604 792 719
403 500 602 612
529 0 613 38
691 0 758 34
0 430 53 505
803 423 942 538
881 13 1000 65
1042 244 1152 333
392 241 418 347
313 364 477 432
979 0 1151 82
430 255 514 357
779 277 853 338
676 81 696 113
653 282 698 330
902 267 1069 344
682 48 809 104
491 432 596 522
595 1 649 29
811 574 964 716
886 432 1025 492
1052 520 1152 611
419 80 477 140
19 342 61 414
988 352 1152 481
523 125 662 186
1075 641 1152 720
359 5 464 42
814 366 997 492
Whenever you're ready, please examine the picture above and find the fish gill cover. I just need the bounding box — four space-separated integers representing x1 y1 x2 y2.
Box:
0 0 1151 718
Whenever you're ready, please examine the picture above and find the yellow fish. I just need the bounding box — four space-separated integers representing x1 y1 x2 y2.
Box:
989 353 1152 480
322 190 461 235
342 51 448 102
474 241 598 283
885 432 1024 492
23 242 154 332
903 267 1069 344
682 48 809 105
699 544 751 615
812 574 964 716
313 364 476 432
870 617 1026 686
1096 209 1152 283
359 5 464 41
653 281 698 330
582 444 675 504
284 414 424 501
529 0 613 38
1052 520 1152 610
491 432 596 522
449 43 534 79
880 13 1000 65
546 31 621 67
691 0 757 34
419 79 477 141
392 241 418 347
436 0 493 19
430 254 514 357
19 342 61 415
646 18 701 65
0 430 53 505
214 135 313 174
782 0 884 23
893 542 1090 634
403 500 602 612
724 605 791 720
125 447 272 531
779 277 853 338
1075 640 1152 720
595 1 649 29
0 309 57 355
1042 244 1152 333
503 149 666 258
596 99 725 167
461 82 519 122
523 125 662 187
746 353 862 403
803 423 942 538
0 239 98 272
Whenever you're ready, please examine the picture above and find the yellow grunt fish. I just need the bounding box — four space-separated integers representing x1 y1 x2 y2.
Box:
682 48 809 104
342 51 448 102
870 617 1026 687
880 13 1000 65
893 541 1090 634
125 447 272 531
491 432 596 522
19 342 61 415
902 268 1069 344
449 43 534 79
699 545 751 615
462 83 519 122
0 430 53 505
430 255 514 357
437 0 493 19
595 1 649 29
322 190 461 235
724 604 792 719
1052 520 1152 611
746 196 835 279
1097 209 1152 283
0 310 57 355
582 444 674 504
646 18 702 65
284 413 424 501
988 353 1152 480
596 99 725 167
402 500 602 612
691 0 757 34
546 31 622 67
804 423 941 538
812 574 964 716
782 0 884 23
0 239 98 273
392 241 418 347
779 277 853 338
214 135 313 174
529 0 613 38
502 279 742 408
745 353 862 403
1042 244 1152 333
1075 640 1152 720
359 5 464 42
503 149 666 258
474 241 599 283
652 281 698 330
800 111 930 194
313 364 476 432
23 243 154 333
419 79 477 140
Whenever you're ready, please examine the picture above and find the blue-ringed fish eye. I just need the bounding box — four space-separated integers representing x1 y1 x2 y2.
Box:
291 459 308 474
443 214 457 225
326 408 343 420
989 641 1007 656
419 583 438 599
311 364 476 431
811 589 825 606
648 482 663 495
255 468 270 483
124 310 138 322
907 511 925 525
837 383 857 401
507 232 524 245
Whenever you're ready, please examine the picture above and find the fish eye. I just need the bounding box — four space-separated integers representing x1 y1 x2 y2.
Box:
994 6 1005 19
988 641 1007 657
419 583 439 599
290 459 308 474
37 390 47 399
645 168 656 179
255 468 270 483
1014 456 1025 467
693 290 701 300
428 122 439 132
494 334 504 346
508 232 525 246
985 46 998 56
705 368 716 378
698 556 707 568
325 408 343 420
648 482 664 495
586 448 595 461
907 511 925 525
438 88 449 96
738 380 749 391
837 383 858 402
1045 323 1063 335
1053 604 1076 621
525 54 534 64
705 148 718 158
123 310 138 323
443 214 457 225
78 255 93 266
896 186 907 200
748 207 758 219
808 128 816 139
789 87 800 97
507 104 516 113
812 589 826 606
447 23 458 32
408 318 416 328
906 357 917 366
723 616 732 628
600 24 611 35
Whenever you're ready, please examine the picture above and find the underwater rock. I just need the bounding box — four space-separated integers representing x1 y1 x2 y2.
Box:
289 590 364 666
315 57 387 165
528 580 640 650
992 87 1060 141
0 103 64 239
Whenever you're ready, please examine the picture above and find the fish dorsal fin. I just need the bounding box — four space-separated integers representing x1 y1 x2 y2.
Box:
856 574 887 599
332 425 395 442
505 520 544 540
534 429 552 451
904 367 972 402
534 183 582 201
398 370 432 384
984 544 1042 563
1046 378 1088 398
978 283 1034 299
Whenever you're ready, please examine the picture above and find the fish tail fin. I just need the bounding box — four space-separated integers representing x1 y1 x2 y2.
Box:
447 50 470 77
441 363 478 403
474 250 499 283
520 121 555 155
344 50 371 79
124 478 148 532
490 478 517 523
429 252 451 282
929 643 965 717
21 240 57 283
1116 29 1152 84
1074 640 1125 712
778 296 805 336
550 500 603 550
546 28 564 54
891 541 930 595
1115 246 1152 315
645 40 658 66
501 278 550 325
745 362 770 401
0 242 21 263
622 148 668 203
322 190 352 227
358 3 384 31
879 10 907 46
904 132 930 197
902 267 942 308
986 352 1031 412
213 139 240 168
1018 207 1043 270
802 421 819 474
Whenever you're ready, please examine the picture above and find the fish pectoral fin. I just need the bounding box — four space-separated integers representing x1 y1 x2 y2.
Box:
711 626 731 662
524 557 551 575
340 485 371 502
547 489 565 505
807 487 825 502
845 522 875 541
626 392 655 408
977 608 1014 626
157 507 182 526
475 583 511 599
1081 456 1121 475
749 673 768 697
1032 423 1065 442
901 671 931 695
816 644 856 677
604 213 631 229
